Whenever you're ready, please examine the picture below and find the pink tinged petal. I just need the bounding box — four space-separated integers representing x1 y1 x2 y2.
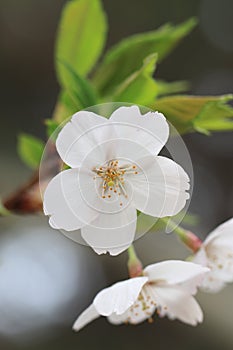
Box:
81 205 137 256
128 156 190 217
151 285 203 326
109 106 169 156
73 304 100 332
43 169 98 231
93 277 148 316
204 217 233 246
144 260 209 287
56 111 115 168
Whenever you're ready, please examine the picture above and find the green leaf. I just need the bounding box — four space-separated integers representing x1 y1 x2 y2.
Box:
52 102 69 125
53 91 79 123
18 134 44 169
112 53 158 105
55 0 107 85
156 79 190 96
60 60 98 107
45 119 61 141
152 94 233 134
193 95 233 132
93 18 196 95
53 61 99 123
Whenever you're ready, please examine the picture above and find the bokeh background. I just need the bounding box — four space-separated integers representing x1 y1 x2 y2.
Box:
0 0 233 349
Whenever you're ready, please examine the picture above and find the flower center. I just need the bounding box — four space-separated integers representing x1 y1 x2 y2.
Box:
92 159 138 204
126 286 158 324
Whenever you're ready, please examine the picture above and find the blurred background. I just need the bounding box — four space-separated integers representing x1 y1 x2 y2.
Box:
0 0 233 349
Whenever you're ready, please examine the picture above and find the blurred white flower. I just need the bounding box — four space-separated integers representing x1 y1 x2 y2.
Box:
192 218 233 292
43 106 190 255
73 260 208 331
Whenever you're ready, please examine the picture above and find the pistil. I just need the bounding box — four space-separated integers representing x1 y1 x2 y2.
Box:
93 159 138 204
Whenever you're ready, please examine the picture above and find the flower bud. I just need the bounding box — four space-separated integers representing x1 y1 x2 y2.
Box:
180 231 202 253
127 247 143 278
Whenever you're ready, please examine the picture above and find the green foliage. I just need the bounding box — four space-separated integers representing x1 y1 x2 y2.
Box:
153 95 233 134
112 53 158 105
93 18 197 95
11 0 233 220
55 0 107 85
18 134 44 169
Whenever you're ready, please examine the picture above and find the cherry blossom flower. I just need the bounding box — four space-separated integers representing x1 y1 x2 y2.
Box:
73 260 208 331
43 106 190 255
192 218 233 292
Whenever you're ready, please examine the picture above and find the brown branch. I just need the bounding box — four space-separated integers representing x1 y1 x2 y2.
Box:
2 141 62 215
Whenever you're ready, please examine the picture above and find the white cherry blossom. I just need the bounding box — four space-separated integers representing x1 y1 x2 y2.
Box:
192 218 233 292
73 260 208 331
43 106 190 255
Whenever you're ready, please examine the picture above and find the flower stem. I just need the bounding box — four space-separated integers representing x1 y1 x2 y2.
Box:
161 217 202 253
127 245 143 278
161 217 188 239
127 245 138 261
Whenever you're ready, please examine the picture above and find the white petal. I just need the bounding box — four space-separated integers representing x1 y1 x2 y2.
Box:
198 272 226 293
193 245 233 293
108 286 156 325
43 169 98 231
204 217 233 246
203 245 233 287
73 304 100 332
56 111 115 168
93 277 148 316
107 311 129 325
128 156 190 217
192 248 209 267
110 106 169 155
81 205 137 256
208 246 233 282
60 229 83 244
93 138 153 164
144 260 209 287
151 285 203 326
